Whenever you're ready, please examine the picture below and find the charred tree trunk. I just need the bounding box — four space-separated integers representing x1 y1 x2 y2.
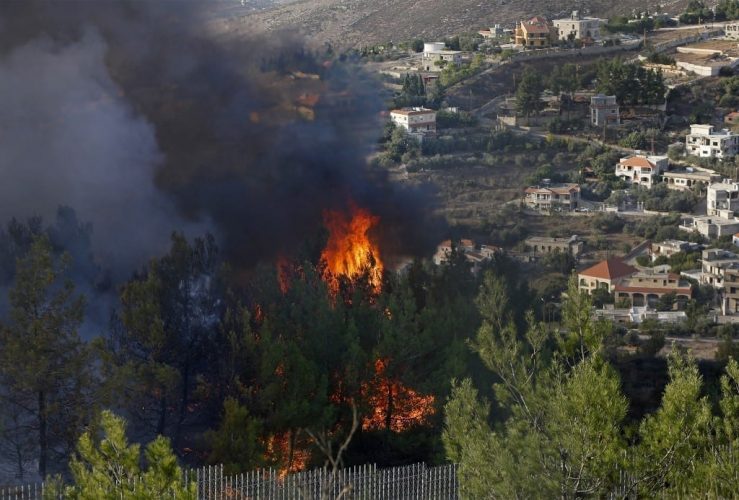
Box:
157 393 167 436
38 390 47 478
384 381 394 433
15 440 25 481
174 361 190 448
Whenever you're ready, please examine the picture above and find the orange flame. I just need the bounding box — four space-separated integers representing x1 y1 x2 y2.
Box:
265 431 311 477
361 359 436 433
320 205 383 293
276 255 292 294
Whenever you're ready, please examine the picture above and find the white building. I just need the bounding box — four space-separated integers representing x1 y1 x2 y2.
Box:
701 248 739 288
422 42 462 71
675 40 739 76
590 94 620 127
708 180 739 216
433 239 499 273
390 107 437 135
651 240 702 262
614 154 668 189
680 215 739 239
686 124 739 159
662 169 722 191
553 11 603 41
594 305 687 325
726 23 739 40
523 182 581 212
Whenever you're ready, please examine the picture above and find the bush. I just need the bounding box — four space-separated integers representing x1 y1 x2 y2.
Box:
591 213 625 233
619 131 647 150
436 110 478 129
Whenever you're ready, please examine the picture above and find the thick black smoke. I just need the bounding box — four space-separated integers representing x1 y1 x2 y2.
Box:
0 1 442 277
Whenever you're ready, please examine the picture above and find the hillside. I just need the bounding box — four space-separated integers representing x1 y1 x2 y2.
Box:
213 0 690 48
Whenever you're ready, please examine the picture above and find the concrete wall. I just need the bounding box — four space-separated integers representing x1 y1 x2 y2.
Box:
509 40 640 62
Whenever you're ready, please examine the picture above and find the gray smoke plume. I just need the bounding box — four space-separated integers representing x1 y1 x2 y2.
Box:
0 0 442 280
0 28 208 277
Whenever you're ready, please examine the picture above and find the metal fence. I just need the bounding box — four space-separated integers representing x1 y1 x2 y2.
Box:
0 462 459 500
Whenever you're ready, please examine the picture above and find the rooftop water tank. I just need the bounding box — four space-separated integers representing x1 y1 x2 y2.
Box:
423 42 446 53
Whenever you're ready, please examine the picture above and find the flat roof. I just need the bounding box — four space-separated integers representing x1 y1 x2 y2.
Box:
675 52 735 67
391 108 436 116
663 170 719 180
683 39 739 54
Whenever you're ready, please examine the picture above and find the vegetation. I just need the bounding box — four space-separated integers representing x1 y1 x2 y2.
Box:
595 58 666 105
444 275 739 497
516 67 544 119
716 0 739 20
679 0 715 24
0 212 543 481
62 410 196 499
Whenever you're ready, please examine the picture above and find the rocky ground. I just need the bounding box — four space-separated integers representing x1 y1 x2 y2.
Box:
206 0 691 48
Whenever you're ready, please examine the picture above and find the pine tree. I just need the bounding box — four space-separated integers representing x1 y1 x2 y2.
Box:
0 235 92 479
205 398 264 474
104 233 221 445
65 410 195 499
515 67 544 120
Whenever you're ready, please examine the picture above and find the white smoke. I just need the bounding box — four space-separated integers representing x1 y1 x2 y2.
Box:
0 28 208 278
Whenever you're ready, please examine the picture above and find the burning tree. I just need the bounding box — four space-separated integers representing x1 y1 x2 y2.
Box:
320 204 384 295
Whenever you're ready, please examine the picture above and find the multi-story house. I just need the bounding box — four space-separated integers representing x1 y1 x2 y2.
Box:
680 215 739 239
614 271 692 309
578 258 637 293
390 107 437 135
727 23 739 39
707 180 739 216
433 239 499 273
685 124 739 159
650 240 702 262
524 235 584 257
579 259 692 309
590 94 620 127
421 42 462 71
723 267 739 314
523 183 581 212
553 11 604 41
662 169 722 191
514 16 556 48
614 154 667 189
700 248 739 288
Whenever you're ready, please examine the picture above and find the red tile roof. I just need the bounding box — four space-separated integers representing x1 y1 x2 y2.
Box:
620 156 655 169
579 259 637 280
522 22 551 34
528 15 550 25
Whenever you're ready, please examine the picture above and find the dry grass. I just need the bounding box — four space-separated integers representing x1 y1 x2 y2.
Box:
214 0 691 49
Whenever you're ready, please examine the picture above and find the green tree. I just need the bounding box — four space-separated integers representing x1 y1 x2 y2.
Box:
0 235 92 479
444 274 628 497
205 398 264 474
516 67 544 120
104 234 221 445
64 410 195 499
628 349 713 496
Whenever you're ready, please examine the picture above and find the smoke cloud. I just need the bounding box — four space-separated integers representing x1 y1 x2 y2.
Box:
0 1 442 279
0 28 207 277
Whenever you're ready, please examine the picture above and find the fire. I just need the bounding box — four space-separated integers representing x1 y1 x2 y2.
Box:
361 359 436 433
275 255 291 294
320 204 383 293
265 431 311 477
